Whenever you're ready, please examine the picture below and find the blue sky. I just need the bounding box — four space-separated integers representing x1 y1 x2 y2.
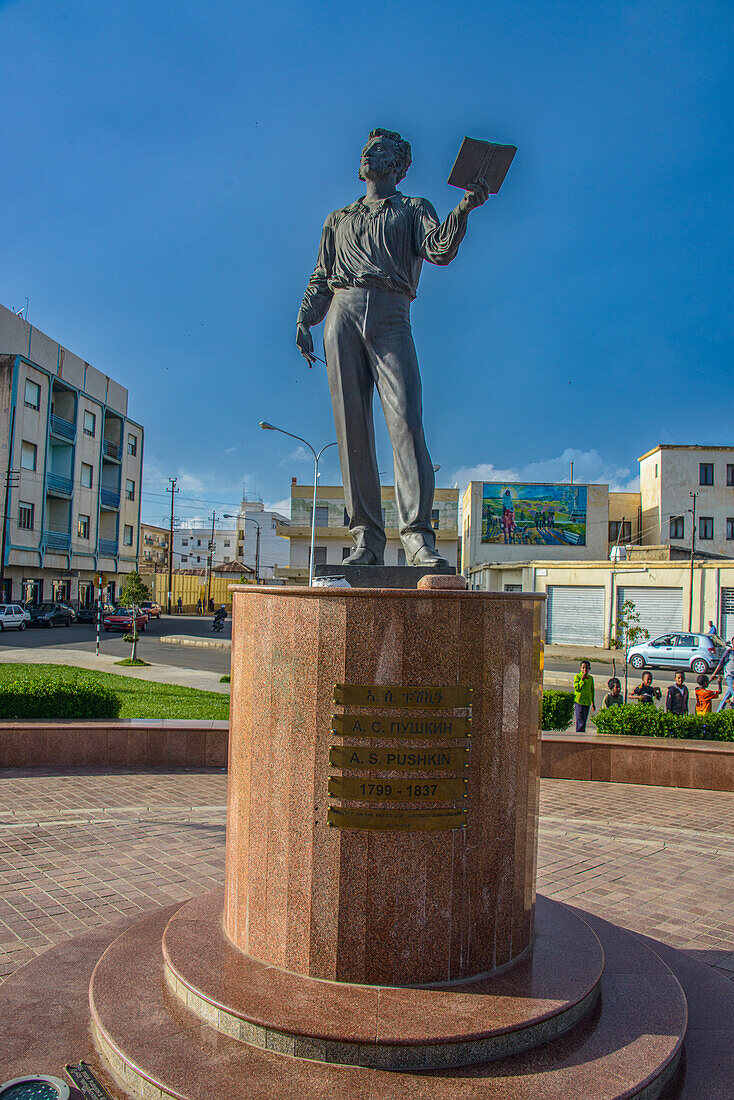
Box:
1 0 731 525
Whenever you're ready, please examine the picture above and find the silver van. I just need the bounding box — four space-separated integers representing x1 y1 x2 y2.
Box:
627 632 726 674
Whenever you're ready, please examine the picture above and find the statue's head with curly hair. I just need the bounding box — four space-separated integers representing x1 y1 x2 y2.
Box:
359 128 412 184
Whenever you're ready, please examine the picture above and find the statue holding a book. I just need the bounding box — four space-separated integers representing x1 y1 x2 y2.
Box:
296 130 515 568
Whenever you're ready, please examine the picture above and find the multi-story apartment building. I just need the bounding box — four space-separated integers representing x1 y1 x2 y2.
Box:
276 480 459 584
140 522 169 570
640 445 734 557
172 523 238 570
234 491 289 581
0 303 143 607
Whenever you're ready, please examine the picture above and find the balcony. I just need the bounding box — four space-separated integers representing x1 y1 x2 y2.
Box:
102 439 122 461
50 414 76 442
101 488 120 510
46 472 73 497
44 530 71 551
98 538 118 557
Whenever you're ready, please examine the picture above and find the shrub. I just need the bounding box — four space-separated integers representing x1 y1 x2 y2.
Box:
542 690 574 730
0 675 121 719
594 703 734 742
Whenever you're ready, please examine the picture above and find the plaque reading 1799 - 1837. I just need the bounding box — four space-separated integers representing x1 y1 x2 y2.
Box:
334 684 471 709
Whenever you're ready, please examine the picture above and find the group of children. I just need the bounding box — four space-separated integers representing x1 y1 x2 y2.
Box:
572 659 726 732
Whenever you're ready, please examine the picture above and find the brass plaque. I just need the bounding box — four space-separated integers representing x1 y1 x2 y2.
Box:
332 714 470 739
328 807 467 831
334 684 471 709
330 746 469 771
328 776 467 802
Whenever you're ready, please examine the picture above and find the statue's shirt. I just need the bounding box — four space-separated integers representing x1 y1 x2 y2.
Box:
298 192 467 327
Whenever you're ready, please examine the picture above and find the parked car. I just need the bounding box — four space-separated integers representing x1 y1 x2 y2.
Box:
102 607 148 633
627 632 726 674
77 603 115 623
140 601 162 619
0 603 29 631
29 602 73 628
57 601 77 622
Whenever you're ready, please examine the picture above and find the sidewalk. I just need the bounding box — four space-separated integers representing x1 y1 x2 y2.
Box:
0 646 230 694
545 643 619 663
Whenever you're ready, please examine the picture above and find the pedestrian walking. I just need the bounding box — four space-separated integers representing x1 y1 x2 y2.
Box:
602 677 623 708
707 620 718 636
665 671 689 715
631 671 662 706
695 674 720 715
177 596 183 614
573 660 595 731
196 598 202 615
712 639 734 711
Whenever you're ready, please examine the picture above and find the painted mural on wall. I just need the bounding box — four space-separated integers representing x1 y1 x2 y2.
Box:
481 483 587 546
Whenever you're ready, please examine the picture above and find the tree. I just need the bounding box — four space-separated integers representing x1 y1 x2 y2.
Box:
118 571 150 662
614 599 649 701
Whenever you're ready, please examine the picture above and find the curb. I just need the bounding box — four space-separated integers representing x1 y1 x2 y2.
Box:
159 636 231 651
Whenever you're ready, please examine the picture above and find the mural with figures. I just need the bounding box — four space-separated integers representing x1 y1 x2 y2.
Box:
481 483 587 546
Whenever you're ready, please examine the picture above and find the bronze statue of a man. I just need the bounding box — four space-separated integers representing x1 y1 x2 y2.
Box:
296 128 488 567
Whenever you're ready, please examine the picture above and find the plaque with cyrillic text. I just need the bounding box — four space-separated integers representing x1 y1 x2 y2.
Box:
329 745 469 771
333 684 471 709
332 714 470 739
327 807 467 831
328 776 467 802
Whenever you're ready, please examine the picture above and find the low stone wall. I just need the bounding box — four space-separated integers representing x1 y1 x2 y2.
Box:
541 731 734 792
0 720 229 769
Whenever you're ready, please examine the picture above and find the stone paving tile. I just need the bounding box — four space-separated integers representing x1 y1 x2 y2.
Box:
0 771 733 986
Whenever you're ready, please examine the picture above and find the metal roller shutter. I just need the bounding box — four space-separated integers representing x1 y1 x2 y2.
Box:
546 586 605 645
616 587 682 641
720 589 734 642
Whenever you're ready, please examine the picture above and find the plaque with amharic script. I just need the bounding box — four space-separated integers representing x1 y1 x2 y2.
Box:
329 745 469 771
331 714 470 739
333 684 471 708
328 776 467 802
327 807 466 831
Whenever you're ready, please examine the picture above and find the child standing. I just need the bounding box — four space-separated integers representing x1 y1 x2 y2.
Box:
602 677 624 708
631 671 662 706
665 671 689 715
573 660 596 731
695 674 720 715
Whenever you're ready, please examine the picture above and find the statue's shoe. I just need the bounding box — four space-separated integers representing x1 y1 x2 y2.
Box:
341 547 383 566
407 545 450 568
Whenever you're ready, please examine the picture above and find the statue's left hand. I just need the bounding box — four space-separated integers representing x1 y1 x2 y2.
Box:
459 177 490 213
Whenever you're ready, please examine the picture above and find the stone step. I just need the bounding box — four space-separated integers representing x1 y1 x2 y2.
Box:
161 890 603 1067
90 904 686 1099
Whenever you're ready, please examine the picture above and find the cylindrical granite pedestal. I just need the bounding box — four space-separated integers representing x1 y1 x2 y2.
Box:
224 585 544 985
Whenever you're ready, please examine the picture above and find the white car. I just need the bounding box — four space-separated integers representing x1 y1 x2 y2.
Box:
0 604 30 631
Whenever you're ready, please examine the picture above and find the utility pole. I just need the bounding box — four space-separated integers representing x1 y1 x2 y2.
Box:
0 408 17 602
166 478 178 615
206 510 216 612
254 522 261 584
688 491 697 631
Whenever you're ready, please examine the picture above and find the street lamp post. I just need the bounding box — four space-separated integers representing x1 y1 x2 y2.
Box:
259 422 337 585
225 513 261 584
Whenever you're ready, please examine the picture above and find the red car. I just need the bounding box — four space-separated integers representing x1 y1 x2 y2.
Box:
103 607 148 633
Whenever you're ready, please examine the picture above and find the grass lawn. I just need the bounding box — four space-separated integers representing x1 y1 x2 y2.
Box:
0 664 229 720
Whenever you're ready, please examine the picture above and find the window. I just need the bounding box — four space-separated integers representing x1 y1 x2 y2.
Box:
78 515 90 540
125 479 135 501
655 463 658 477
610 520 632 542
311 546 327 565
123 524 133 546
127 433 137 456
181 538 188 547
727 518 734 541
669 516 684 540
196 539 201 547
728 465 734 487
700 463 714 486
342 546 353 560
699 516 714 540
397 548 406 566
181 555 188 563
20 441 37 471
431 509 440 529
313 505 329 527
18 502 34 531
24 380 40 409
675 635 696 648
223 540 230 547
83 410 96 436
80 462 93 488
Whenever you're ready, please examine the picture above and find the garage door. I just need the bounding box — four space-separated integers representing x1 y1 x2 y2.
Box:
720 589 734 642
546 586 605 646
616 587 682 641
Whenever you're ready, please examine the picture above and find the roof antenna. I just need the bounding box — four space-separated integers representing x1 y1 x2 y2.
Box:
13 299 29 320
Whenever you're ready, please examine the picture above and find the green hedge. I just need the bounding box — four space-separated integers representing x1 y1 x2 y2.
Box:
0 675 121 719
594 702 734 742
542 690 574 730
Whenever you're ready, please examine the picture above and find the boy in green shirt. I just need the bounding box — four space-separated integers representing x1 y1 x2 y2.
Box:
573 660 596 731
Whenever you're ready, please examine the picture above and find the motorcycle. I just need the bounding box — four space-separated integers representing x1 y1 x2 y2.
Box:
212 616 226 632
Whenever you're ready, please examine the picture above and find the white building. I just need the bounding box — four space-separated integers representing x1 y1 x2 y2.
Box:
173 523 238 571
0 303 143 607
233 492 289 581
640 444 734 557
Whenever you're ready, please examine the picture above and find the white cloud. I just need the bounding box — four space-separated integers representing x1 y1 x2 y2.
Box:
279 445 311 467
265 497 291 518
449 448 640 494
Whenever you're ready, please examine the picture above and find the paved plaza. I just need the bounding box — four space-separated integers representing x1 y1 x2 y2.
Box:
0 770 732 987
